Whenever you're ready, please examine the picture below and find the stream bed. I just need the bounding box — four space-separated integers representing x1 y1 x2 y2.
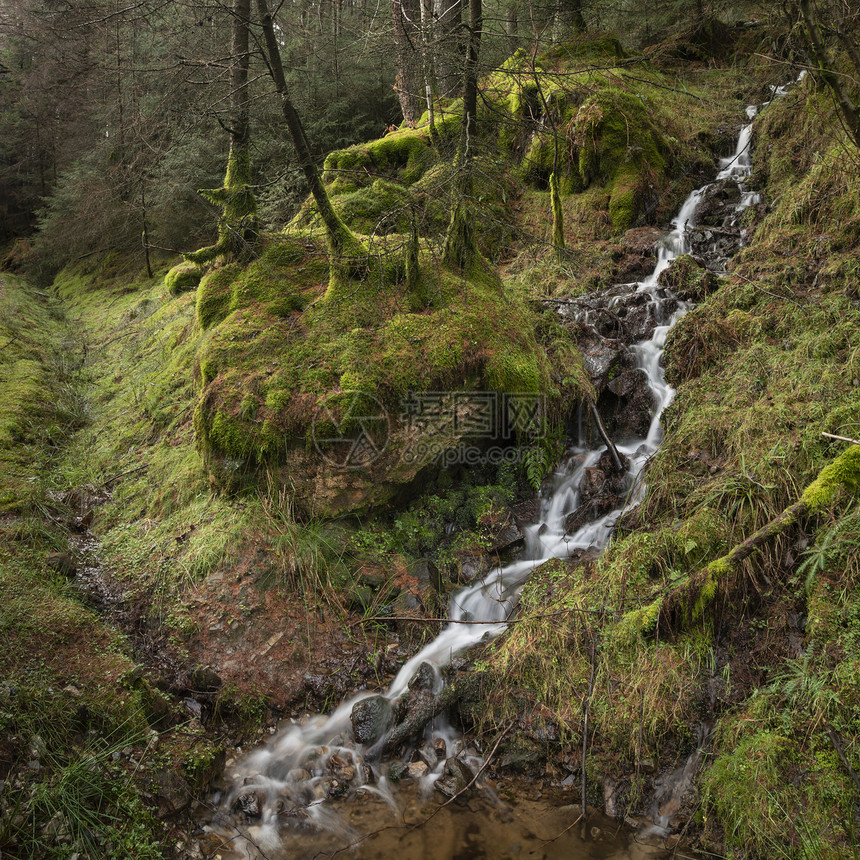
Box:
201 81 799 859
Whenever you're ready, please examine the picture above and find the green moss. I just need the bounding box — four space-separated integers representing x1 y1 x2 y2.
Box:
657 253 720 301
229 259 306 317
549 172 564 255
294 178 413 236
165 262 203 295
322 130 434 192
185 146 259 265
576 89 667 232
196 263 242 329
0 275 75 511
800 445 860 512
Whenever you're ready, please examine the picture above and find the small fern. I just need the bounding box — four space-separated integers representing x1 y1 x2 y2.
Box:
524 442 553 491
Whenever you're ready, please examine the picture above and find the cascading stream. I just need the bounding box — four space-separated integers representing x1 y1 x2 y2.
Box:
209 79 800 858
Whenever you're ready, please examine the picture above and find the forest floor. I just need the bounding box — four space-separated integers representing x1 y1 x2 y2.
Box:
2 28 860 860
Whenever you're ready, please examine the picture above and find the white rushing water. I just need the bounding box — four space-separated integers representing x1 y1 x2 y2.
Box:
211 80 801 857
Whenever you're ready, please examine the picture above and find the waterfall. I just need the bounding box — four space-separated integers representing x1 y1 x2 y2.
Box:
208 78 801 858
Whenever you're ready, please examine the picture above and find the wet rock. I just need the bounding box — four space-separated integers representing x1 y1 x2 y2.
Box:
324 777 348 797
303 673 332 700
407 761 429 778
183 696 202 720
433 737 447 759
596 375 656 440
346 583 374 610
383 662 459 753
46 552 76 578
603 776 621 818
607 368 648 399
350 695 394 746
189 665 222 692
578 333 630 392
410 558 443 593
566 448 631 534
288 767 311 782
155 768 192 818
434 757 474 798
456 554 492 583
393 589 420 615
658 254 719 302
510 497 540 528
482 513 524 556
41 811 71 842
388 761 408 782
232 789 264 818
616 227 663 281
358 761 374 784
408 661 437 692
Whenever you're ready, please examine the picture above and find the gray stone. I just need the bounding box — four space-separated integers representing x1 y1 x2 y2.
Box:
407 761 428 778
434 757 474 798
350 695 394 746
190 666 222 692
155 768 191 818
388 761 408 782
232 789 263 818
46 552 76 578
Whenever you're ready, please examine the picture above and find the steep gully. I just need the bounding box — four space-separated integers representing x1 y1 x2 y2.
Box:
207 80 799 858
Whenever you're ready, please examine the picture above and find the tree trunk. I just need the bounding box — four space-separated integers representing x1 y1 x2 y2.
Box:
225 0 258 260
392 0 423 124
255 0 354 256
627 445 860 636
798 0 860 151
555 0 585 38
186 0 259 265
506 2 519 52
435 0 464 97
443 0 481 270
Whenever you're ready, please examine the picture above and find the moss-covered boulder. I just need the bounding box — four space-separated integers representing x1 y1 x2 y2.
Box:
192 235 589 517
657 253 720 301
575 88 668 232
165 262 203 295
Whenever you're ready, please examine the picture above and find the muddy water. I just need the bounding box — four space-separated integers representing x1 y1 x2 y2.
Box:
207 779 671 860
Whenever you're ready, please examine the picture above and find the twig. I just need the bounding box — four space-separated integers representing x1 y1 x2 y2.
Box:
350 605 609 628
124 731 159 789
822 432 860 445
581 637 597 835
93 329 141 349
824 722 860 795
540 813 583 847
588 396 624 472
620 73 711 102
731 271 804 307
102 464 147 486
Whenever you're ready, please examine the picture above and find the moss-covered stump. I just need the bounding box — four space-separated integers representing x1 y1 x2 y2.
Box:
192 236 590 517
